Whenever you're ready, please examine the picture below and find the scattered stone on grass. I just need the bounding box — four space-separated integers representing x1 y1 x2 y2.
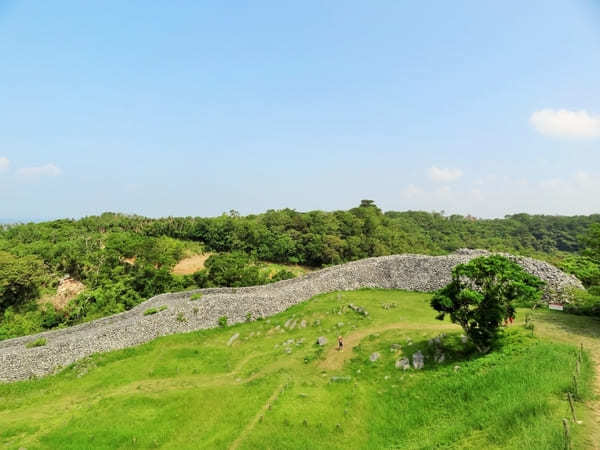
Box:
317 336 328 346
395 358 410 370
227 333 240 346
330 376 352 383
370 352 381 362
412 351 424 370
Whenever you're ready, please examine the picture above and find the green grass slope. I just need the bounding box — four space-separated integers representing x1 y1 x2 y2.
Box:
0 290 597 449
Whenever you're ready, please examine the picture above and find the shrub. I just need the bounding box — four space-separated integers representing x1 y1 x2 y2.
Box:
271 269 295 283
25 338 46 348
190 293 203 301
559 256 600 287
431 255 544 353
144 308 158 316
176 312 187 322
564 290 600 318
218 316 228 327
159 305 167 312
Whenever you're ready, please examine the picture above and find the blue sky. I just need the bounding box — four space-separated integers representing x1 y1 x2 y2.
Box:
1 1 599 220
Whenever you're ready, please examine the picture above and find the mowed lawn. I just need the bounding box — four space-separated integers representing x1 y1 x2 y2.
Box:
0 290 597 449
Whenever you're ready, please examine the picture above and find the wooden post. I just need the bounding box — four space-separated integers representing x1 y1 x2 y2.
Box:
572 375 579 398
576 359 580 376
567 392 577 422
578 343 583 363
562 418 570 450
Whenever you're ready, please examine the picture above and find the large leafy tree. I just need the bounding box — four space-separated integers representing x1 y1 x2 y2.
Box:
0 251 46 312
431 255 544 353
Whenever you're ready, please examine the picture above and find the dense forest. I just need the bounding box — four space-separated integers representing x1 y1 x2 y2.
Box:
1 201 599 340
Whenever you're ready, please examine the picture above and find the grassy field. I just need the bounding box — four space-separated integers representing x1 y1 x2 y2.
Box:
0 290 597 449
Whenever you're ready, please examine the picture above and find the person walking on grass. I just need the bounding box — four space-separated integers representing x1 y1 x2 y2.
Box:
337 335 344 352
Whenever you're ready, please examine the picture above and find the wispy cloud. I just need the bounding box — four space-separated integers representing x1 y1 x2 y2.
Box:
16 163 62 178
530 109 600 139
427 166 463 183
0 157 9 173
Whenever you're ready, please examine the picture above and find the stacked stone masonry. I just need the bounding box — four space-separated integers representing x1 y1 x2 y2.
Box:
0 250 582 382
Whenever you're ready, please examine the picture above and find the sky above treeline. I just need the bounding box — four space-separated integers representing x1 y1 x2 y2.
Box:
1 1 599 221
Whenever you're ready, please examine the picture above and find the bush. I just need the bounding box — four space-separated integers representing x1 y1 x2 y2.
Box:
190 293 203 301
270 269 295 283
25 338 46 348
144 308 158 316
559 256 600 287
204 252 268 287
564 290 600 318
218 316 228 327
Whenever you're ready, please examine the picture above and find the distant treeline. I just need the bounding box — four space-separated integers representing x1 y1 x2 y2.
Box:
4 200 598 268
1 201 599 339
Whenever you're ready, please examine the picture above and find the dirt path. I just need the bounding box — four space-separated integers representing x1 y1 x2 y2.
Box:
229 382 286 450
319 322 459 371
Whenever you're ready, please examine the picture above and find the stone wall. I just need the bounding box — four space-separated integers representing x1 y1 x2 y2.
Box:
0 250 582 382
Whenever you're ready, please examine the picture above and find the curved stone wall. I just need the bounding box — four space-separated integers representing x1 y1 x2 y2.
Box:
0 250 582 382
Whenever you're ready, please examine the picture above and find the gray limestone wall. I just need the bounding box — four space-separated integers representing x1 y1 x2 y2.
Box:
0 249 582 382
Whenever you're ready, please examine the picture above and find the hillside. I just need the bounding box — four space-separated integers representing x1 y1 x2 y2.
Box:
0 251 582 382
1 289 597 449
1 203 599 342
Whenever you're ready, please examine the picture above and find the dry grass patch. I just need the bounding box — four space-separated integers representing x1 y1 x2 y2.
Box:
172 253 212 275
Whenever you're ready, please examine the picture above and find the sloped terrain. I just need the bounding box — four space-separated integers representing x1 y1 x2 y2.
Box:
0 251 582 382
0 290 597 449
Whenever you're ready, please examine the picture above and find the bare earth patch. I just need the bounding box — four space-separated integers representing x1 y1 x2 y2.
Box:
171 253 212 275
38 277 86 310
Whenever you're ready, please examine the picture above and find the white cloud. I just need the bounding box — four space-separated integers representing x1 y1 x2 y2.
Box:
400 184 423 199
0 157 9 173
427 166 463 183
530 109 600 139
16 163 62 178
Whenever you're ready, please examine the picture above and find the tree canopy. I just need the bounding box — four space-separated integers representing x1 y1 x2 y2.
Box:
431 255 544 353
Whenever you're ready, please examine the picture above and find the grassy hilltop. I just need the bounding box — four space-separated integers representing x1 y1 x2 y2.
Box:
1 289 598 449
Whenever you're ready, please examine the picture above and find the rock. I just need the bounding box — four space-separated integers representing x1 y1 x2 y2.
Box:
227 333 240 346
317 336 328 346
435 353 445 364
412 351 424 370
395 358 410 370
369 352 380 362
300 320 307 328
330 376 352 383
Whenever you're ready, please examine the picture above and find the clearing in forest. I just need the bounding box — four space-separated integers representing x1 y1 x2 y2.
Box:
171 253 212 275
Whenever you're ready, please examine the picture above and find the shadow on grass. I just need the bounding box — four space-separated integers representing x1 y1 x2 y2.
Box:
533 310 600 341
